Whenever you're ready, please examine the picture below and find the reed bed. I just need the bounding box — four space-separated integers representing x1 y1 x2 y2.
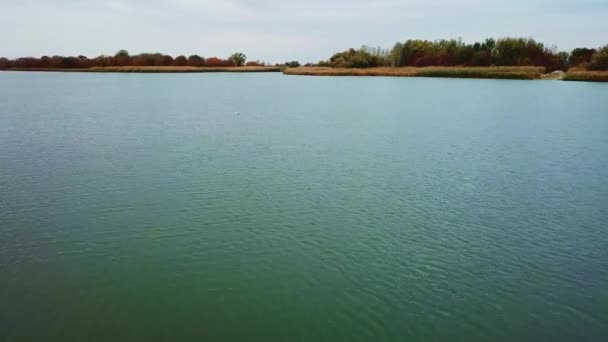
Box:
563 70 608 82
2 66 282 73
415 67 542 80
284 67 418 77
89 66 282 73
284 66 543 80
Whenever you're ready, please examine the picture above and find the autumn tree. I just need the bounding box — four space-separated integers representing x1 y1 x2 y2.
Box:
206 57 235 67
94 55 112 67
187 55 205 67
174 55 188 66
132 53 164 66
162 55 174 66
325 37 570 71
114 50 131 66
206 57 221 67
570 48 596 67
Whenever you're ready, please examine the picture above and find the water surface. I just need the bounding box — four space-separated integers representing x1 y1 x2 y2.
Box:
1 72 607 341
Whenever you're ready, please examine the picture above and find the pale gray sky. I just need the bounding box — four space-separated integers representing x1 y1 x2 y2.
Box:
1 0 606 63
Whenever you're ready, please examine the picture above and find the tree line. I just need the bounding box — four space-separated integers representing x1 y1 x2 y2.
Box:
319 38 608 71
0 51 255 69
0 50 307 70
2 39 606 72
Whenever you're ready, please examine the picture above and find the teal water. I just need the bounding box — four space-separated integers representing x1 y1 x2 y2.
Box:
1 72 607 341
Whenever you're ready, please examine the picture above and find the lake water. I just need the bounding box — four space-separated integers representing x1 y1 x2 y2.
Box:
1 72 607 341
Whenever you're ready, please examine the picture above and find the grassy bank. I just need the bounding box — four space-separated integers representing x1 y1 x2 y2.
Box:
284 66 544 80
563 70 608 82
4 65 606 82
1 66 283 73
284 67 418 77
415 66 542 80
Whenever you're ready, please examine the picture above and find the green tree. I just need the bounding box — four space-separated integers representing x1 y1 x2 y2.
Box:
115 50 130 58
230 52 247 66
132 53 165 66
588 45 608 70
328 48 380 68
570 48 596 67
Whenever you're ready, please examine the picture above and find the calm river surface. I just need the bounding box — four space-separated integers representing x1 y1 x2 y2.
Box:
1 72 607 341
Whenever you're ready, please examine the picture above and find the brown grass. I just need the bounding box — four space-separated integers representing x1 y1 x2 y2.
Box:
3 68 92 72
415 66 542 80
6 65 605 82
89 66 283 73
284 67 419 77
563 68 608 82
285 66 544 80
3 66 283 73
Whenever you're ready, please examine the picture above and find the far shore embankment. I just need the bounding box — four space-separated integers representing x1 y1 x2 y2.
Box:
284 66 608 82
0 66 283 73
284 66 543 80
3 65 607 82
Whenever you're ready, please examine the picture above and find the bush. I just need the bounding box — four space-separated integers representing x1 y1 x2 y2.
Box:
587 46 608 71
329 48 379 68
564 71 608 82
570 48 596 67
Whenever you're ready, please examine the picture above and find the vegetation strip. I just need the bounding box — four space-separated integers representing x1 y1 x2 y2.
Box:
1 37 607 81
284 67 544 80
563 70 608 82
3 66 282 73
0 51 290 71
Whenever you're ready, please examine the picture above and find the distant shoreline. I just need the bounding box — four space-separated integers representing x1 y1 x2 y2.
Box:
284 66 608 82
2 65 607 82
285 66 543 79
0 66 283 73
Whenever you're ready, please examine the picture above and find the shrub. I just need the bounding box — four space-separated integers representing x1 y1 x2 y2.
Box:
329 48 380 68
570 48 596 67
285 61 300 68
587 46 608 71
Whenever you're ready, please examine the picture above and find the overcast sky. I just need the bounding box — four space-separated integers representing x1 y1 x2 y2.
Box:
1 0 606 63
